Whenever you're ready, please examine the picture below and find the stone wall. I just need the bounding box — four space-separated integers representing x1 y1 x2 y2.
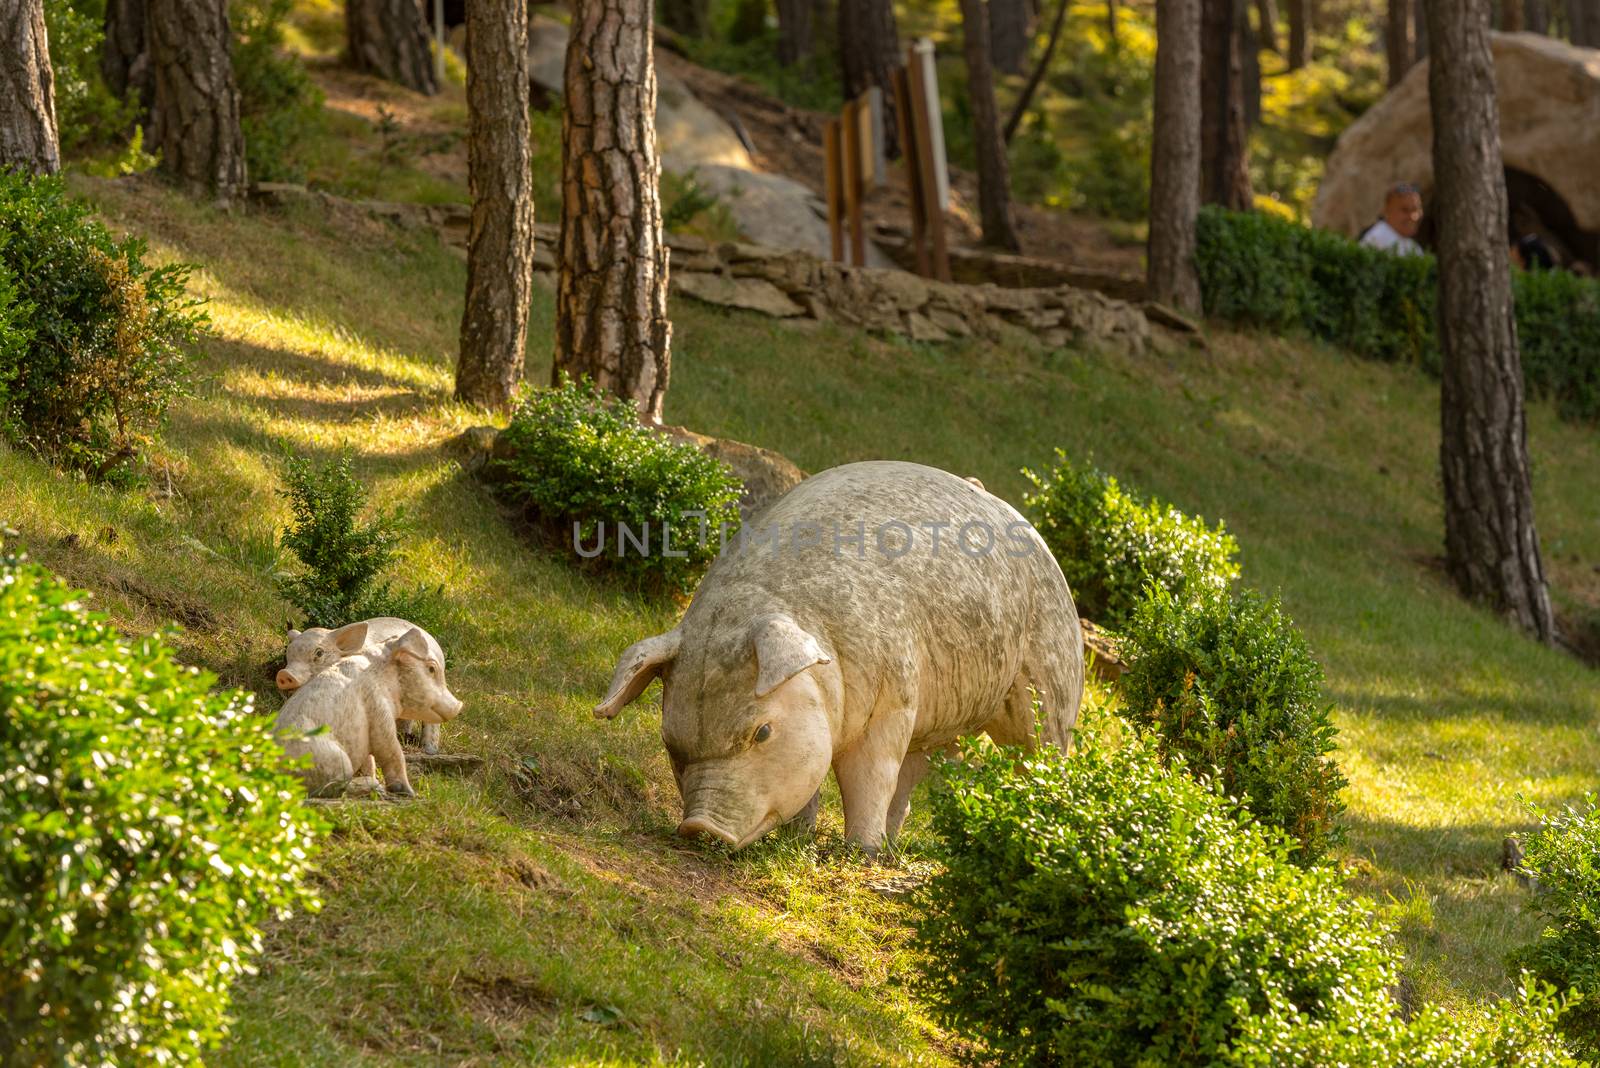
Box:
252 183 1152 354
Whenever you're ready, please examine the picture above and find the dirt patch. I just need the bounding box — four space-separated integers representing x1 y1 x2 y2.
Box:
457 975 561 1028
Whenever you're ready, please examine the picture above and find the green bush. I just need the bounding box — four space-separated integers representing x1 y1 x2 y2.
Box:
233 0 326 184
1195 206 1600 423
0 541 322 1066
913 734 1582 1068
1022 450 1239 627
912 733 1394 1067
1508 796 1600 1060
488 375 743 596
0 170 205 483
1120 586 1347 864
276 451 437 627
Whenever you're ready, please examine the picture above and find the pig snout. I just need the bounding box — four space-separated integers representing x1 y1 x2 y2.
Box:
675 764 782 851
276 669 303 693
440 690 465 721
676 815 740 846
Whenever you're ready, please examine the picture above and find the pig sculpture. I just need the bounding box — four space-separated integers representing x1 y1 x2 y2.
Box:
595 460 1083 853
274 623 464 796
280 618 450 754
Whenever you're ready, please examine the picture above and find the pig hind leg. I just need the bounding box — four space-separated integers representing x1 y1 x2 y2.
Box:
885 751 932 845
371 718 415 797
304 737 356 797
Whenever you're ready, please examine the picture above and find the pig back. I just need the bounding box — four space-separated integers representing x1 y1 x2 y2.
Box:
682 460 1081 748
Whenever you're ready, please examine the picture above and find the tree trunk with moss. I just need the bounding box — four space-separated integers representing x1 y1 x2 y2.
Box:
346 0 438 95
148 0 246 200
553 0 671 423
0 0 59 174
1428 0 1556 642
456 0 533 410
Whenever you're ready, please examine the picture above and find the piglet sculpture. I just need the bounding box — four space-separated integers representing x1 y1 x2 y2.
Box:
275 623 464 796
279 618 450 754
595 460 1083 853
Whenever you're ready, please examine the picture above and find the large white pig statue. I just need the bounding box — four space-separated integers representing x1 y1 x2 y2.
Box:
279 618 450 754
275 623 464 796
595 460 1083 853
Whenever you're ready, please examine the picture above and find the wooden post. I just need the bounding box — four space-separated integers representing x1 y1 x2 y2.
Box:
906 41 951 281
825 119 844 263
892 67 930 277
841 98 866 266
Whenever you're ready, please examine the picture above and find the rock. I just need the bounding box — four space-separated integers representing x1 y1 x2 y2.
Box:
1143 301 1203 336
680 164 900 268
526 15 568 96
251 181 312 207
1314 33 1600 242
673 271 806 318
656 82 755 174
455 425 501 474
1080 618 1127 681
656 425 806 519
905 311 949 342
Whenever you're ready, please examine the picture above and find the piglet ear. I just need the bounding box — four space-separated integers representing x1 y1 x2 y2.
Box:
331 621 369 655
751 615 831 698
392 627 430 660
594 629 681 719
286 628 302 642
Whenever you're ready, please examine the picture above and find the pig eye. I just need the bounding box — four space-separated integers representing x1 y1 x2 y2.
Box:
753 723 772 744
313 649 324 661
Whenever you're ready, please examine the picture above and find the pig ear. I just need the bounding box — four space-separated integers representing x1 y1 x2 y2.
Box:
751 615 831 698
286 628 302 642
331 621 369 655
594 630 681 719
392 627 430 660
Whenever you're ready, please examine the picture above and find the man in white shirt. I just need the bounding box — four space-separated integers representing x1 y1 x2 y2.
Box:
1359 182 1425 256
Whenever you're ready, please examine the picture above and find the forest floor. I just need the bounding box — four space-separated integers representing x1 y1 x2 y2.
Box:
0 159 1594 1063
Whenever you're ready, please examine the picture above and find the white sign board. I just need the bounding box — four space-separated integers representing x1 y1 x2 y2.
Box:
911 38 949 212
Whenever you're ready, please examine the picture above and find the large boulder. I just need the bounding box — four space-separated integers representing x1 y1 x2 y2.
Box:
1313 33 1600 240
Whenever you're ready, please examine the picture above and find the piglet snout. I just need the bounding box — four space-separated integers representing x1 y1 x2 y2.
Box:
276 669 302 693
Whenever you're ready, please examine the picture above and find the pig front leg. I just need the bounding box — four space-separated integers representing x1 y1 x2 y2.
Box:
833 710 915 856
784 789 822 833
370 715 415 798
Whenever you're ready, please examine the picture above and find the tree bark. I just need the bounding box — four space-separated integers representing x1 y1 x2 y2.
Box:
1569 0 1600 43
1501 0 1525 28
959 0 1021 251
554 0 671 423
1200 0 1252 209
1108 0 1120 49
0 0 59 174
1427 0 1556 642
660 0 710 37
346 0 439 95
989 0 1034 73
1414 0 1430 57
1240 1 1261 127
1525 0 1548 33
1255 0 1281 51
838 0 900 156
1149 0 1203 314
1386 0 1412 86
1004 0 1068 143
775 0 813 65
148 0 246 200
456 0 533 410
102 0 153 111
1287 0 1310 67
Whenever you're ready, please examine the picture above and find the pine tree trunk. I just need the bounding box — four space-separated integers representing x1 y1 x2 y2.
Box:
346 0 439 95
1148 0 1203 314
1526 0 1548 33
1415 0 1430 56
1502 0 1525 28
456 0 533 410
148 0 246 200
989 0 1034 73
0 0 59 174
553 0 671 423
1386 0 1411 86
960 0 1021 251
660 0 710 37
1200 0 1252 209
776 0 813 65
1255 0 1281 51
102 0 153 110
1288 0 1310 68
1428 0 1555 643
839 0 900 156
1569 0 1600 43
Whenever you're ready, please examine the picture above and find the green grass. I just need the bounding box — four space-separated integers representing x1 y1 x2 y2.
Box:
1 171 1596 1063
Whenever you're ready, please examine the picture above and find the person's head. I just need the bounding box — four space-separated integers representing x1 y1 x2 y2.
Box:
1383 182 1424 238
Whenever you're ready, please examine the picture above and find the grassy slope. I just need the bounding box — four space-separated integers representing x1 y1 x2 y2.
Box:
1 169 1596 1065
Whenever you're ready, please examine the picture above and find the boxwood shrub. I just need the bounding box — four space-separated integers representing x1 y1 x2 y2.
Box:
1120 586 1346 864
914 734 1583 1067
1195 206 1600 423
1507 796 1600 1061
0 170 205 483
1022 450 1239 627
488 375 743 596
0 542 322 1066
